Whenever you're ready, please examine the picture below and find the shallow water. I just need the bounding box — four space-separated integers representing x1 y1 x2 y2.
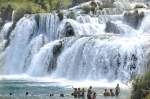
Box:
0 80 131 99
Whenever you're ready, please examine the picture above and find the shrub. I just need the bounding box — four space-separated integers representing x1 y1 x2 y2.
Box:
131 72 150 99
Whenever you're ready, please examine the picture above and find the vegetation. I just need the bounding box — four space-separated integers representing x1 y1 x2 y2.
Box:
0 0 71 12
0 0 71 27
131 72 150 99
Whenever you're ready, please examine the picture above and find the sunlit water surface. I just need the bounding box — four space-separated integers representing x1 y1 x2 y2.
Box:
0 75 131 99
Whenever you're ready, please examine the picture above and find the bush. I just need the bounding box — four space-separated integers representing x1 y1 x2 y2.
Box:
145 94 150 99
131 72 150 99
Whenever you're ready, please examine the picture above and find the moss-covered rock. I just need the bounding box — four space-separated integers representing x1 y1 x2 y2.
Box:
81 5 91 14
0 4 13 21
13 6 32 24
57 11 64 21
105 21 122 34
90 1 97 14
67 11 76 19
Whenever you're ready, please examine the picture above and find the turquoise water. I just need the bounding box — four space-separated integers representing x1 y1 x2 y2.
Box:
0 80 131 99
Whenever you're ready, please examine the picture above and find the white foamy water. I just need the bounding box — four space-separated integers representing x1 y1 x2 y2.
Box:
0 74 130 89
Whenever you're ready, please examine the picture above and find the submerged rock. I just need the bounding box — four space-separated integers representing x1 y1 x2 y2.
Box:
105 21 122 34
124 10 145 29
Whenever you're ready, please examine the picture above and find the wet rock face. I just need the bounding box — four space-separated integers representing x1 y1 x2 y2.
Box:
105 21 122 34
64 22 75 37
57 11 64 21
48 41 63 73
53 41 63 56
124 10 145 29
0 18 3 28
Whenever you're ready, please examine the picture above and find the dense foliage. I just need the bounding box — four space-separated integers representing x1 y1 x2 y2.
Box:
131 72 150 99
0 0 71 12
0 0 71 28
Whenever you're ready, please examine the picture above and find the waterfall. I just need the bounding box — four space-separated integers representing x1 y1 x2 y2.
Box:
139 15 150 33
4 13 60 74
51 36 148 82
0 22 13 72
1 0 150 83
26 40 62 76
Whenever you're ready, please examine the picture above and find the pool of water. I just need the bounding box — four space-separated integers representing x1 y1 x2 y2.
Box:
0 80 131 99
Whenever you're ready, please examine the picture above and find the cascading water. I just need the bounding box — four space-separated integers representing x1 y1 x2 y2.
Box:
0 0 150 85
52 36 147 82
4 13 60 74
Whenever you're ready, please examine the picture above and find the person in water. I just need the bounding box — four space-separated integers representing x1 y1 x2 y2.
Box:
110 89 115 96
104 89 111 96
77 88 81 97
92 92 96 99
115 84 120 96
73 88 78 98
81 88 85 97
87 86 93 99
